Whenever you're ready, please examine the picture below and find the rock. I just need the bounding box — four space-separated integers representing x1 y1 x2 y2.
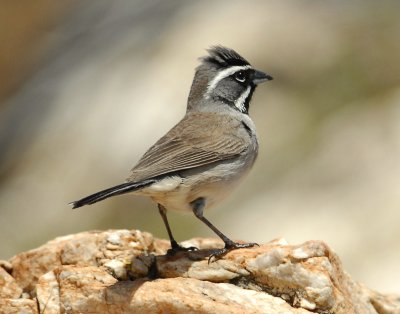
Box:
0 298 38 314
9 229 159 293
1 230 399 313
0 265 22 299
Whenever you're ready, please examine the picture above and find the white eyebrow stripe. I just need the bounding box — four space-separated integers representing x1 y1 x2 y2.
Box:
235 85 251 112
206 65 252 97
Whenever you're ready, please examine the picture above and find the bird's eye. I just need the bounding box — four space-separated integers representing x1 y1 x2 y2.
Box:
234 71 246 82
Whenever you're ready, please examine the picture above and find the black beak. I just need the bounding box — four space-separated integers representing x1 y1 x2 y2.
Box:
253 70 273 85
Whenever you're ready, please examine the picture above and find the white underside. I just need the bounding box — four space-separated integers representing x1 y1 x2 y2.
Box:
135 149 256 213
137 172 247 213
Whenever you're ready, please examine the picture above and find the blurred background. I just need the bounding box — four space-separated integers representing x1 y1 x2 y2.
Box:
0 0 399 293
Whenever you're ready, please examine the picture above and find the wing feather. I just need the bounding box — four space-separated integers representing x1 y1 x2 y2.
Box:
127 113 247 182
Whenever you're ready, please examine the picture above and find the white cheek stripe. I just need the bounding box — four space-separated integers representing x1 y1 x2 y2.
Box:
234 86 251 112
206 65 252 97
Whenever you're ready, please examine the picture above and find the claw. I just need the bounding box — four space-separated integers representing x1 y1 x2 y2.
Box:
208 242 258 263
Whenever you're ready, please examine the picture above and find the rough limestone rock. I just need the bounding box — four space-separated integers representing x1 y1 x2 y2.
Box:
0 230 399 313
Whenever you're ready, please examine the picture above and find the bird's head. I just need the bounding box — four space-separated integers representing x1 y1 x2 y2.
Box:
188 46 272 114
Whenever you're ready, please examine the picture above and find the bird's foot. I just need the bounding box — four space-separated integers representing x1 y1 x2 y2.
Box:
208 241 259 263
166 241 198 256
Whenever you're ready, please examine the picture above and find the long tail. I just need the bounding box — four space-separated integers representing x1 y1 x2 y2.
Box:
69 179 156 209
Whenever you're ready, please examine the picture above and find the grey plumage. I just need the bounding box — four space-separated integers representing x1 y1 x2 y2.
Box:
70 46 272 258
128 112 248 182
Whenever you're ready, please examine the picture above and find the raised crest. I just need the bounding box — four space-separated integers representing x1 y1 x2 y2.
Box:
202 45 250 68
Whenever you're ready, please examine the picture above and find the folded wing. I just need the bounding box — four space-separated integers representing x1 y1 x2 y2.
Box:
127 112 247 182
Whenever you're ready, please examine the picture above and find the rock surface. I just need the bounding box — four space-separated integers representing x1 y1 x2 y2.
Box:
0 230 399 313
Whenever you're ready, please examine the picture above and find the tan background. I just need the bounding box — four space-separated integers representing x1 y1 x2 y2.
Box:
0 1 399 293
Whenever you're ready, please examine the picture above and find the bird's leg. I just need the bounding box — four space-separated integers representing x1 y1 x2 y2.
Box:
157 204 197 255
191 198 258 261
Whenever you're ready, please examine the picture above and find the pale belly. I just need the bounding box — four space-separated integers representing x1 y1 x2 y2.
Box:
134 155 256 213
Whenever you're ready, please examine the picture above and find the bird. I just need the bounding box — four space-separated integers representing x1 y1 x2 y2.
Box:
70 46 273 258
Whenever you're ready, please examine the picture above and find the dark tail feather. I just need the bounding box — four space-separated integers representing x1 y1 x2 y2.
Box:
69 180 156 209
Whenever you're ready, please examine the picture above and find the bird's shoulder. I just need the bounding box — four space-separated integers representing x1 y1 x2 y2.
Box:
169 111 248 147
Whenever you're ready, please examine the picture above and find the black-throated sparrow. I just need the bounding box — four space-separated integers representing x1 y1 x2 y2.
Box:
71 46 272 257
